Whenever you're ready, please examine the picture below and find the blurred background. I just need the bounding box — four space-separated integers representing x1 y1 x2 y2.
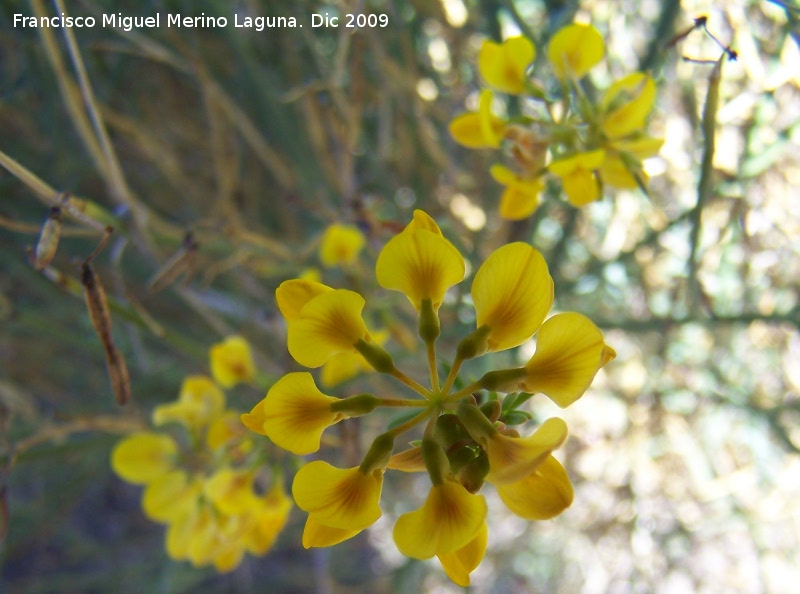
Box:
2 0 800 592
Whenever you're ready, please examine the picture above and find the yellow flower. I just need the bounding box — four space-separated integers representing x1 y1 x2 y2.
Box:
547 23 605 80
286 289 369 368
209 335 256 388
601 72 657 139
152 375 226 431
292 461 384 546
275 278 333 321
301 516 362 548
490 164 544 220
549 149 605 206
241 372 346 455
601 137 664 189
495 455 574 520
376 210 465 311
484 418 568 485
471 242 554 352
478 36 535 94
520 312 616 407
204 468 260 515
319 223 366 267
206 410 251 452
244 483 293 555
458 405 569 485
142 470 203 523
437 523 488 587
320 329 389 387
393 480 487 559
111 432 178 485
449 90 507 148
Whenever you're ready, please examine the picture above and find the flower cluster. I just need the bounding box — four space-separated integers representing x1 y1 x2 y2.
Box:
450 23 663 219
111 337 291 572
244 210 614 585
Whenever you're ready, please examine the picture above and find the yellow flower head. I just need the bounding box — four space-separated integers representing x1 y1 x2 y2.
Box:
111 432 178 485
521 312 616 407
449 89 507 148
241 372 345 455
471 242 554 352
376 210 465 311
142 470 203 523
478 36 535 95
549 149 605 206
490 164 544 220
152 375 226 431
393 480 487 559
437 523 489 587
204 468 259 516
244 483 293 555
276 278 333 321
320 328 389 388
292 461 384 546
319 223 366 268
601 72 657 139
495 455 574 520
285 288 369 368
210 335 256 388
457 411 569 485
547 23 605 80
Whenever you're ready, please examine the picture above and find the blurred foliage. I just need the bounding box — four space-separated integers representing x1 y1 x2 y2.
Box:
1 0 800 592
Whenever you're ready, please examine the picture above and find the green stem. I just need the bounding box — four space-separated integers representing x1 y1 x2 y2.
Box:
387 408 433 438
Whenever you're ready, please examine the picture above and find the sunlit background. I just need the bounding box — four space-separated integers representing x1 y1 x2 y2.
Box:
2 0 799 592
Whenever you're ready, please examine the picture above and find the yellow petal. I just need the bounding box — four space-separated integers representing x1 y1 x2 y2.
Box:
522 312 614 407
320 350 372 388
600 154 644 189
496 455 574 519
472 243 554 352
387 446 426 472
393 481 487 559
292 461 383 531
207 410 249 451
245 483 293 555
319 223 366 267
481 417 568 485
601 73 657 139
376 210 465 311
153 376 226 431
550 151 605 206
490 164 543 220
249 372 344 455
611 136 664 158
111 432 177 484
478 36 535 94
448 90 506 148
287 289 368 367
142 471 202 523
204 468 259 515
210 335 256 388
275 278 333 321
437 523 488 587
302 516 362 548
547 23 605 79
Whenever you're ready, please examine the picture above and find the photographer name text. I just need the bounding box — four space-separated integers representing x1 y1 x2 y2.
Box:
13 11 389 32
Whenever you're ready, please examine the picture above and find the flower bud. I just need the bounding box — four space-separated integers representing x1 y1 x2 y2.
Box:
458 451 490 494
421 437 450 486
434 413 468 448
359 432 395 473
355 339 395 373
479 400 502 423
456 325 491 360
330 394 379 416
477 367 527 392
418 298 441 344
456 402 497 444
